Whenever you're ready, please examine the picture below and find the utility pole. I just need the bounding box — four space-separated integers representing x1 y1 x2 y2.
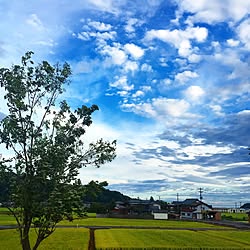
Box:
199 188 203 202
177 193 180 215
199 188 204 219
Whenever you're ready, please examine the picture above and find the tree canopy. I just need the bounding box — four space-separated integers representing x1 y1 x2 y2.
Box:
0 52 116 250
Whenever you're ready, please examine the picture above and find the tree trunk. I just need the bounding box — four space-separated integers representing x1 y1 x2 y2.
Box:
33 237 42 250
21 234 31 250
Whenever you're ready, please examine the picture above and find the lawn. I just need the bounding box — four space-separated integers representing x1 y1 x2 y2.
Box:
59 217 223 228
95 229 250 249
0 228 89 250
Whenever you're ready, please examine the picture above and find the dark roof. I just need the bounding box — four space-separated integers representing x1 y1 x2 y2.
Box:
240 203 250 209
171 198 212 209
182 199 201 205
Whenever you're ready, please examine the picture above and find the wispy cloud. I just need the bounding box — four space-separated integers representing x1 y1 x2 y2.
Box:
0 0 249 206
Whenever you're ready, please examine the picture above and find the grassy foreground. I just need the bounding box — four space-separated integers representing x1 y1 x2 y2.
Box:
0 228 89 250
95 229 250 249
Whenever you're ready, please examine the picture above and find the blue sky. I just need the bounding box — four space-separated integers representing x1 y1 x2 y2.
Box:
0 0 250 207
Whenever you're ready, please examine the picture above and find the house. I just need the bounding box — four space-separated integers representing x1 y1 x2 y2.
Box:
112 199 161 215
180 199 212 219
168 199 213 220
240 203 250 212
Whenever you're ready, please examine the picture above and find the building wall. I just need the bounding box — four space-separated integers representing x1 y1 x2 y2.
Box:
154 213 168 220
181 212 193 219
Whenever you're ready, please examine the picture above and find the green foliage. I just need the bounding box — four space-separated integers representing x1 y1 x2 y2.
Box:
81 180 130 213
221 212 247 221
0 52 116 250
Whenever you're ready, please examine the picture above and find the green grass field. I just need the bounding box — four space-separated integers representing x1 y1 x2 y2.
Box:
59 218 223 228
0 228 89 250
221 212 248 221
95 229 250 249
0 212 17 225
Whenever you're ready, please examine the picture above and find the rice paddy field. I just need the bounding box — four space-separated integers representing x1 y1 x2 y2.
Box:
95 229 250 250
0 228 89 250
59 217 224 228
0 210 250 249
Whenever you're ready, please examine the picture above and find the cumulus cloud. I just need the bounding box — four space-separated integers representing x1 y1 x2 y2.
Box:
175 70 199 83
88 21 112 31
226 39 240 47
110 76 134 91
176 0 250 24
184 85 205 102
237 18 250 49
121 98 191 120
123 60 138 73
101 44 127 65
141 63 153 72
145 26 208 46
124 43 144 59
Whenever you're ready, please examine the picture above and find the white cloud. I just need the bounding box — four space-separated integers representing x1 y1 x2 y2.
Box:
124 43 144 60
123 61 138 73
110 76 134 91
226 39 240 47
145 26 207 60
152 98 190 118
184 85 205 102
88 21 112 31
181 144 234 159
178 40 192 57
176 0 250 24
101 44 127 65
175 70 199 83
85 0 119 14
132 90 145 98
145 26 208 47
26 14 44 30
141 63 153 72
210 105 224 116
121 98 191 120
125 18 142 34
188 53 201 63
141 86 152 92
237 18 250 49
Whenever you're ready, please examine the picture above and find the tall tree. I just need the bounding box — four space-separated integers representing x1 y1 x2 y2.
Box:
0 52 116 250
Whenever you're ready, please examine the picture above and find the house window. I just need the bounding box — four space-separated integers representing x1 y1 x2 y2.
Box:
181 213 185 216
187 213 190 216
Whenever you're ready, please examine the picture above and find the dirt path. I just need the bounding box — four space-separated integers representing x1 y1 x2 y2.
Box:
88 228 96 250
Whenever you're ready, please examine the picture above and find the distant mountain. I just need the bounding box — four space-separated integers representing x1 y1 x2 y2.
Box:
95 188 131 203
82 182 131 203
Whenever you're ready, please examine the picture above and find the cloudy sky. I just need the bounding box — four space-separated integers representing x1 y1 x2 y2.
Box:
0 0 250 207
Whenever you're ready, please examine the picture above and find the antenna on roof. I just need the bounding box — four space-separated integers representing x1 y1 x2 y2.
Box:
177 193 179 202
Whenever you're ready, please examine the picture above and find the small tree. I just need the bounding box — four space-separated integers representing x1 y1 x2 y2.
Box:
0 52 116 250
